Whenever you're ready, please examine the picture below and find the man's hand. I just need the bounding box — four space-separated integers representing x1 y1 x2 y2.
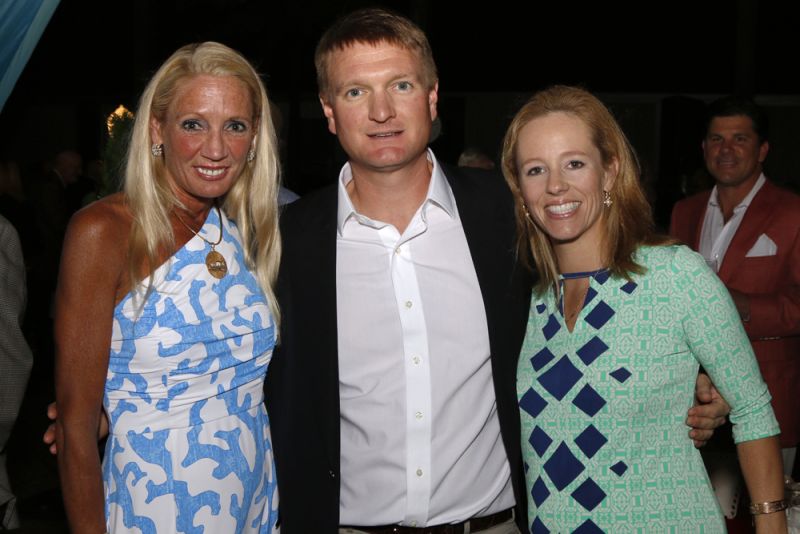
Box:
43 402 58 454
687 373 730 448
43 402 109 454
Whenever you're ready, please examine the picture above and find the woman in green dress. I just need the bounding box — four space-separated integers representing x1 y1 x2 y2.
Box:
501 86 786 534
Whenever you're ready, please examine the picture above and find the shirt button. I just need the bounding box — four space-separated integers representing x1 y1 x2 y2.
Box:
415 411 423 420
395 246 402 254
329 470 336 478
405 300 413 308
416 468 423 477
412 356 421 365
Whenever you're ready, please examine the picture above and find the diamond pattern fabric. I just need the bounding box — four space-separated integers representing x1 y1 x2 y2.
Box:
517 246 778 532
538 355 583 401
529 426 553 457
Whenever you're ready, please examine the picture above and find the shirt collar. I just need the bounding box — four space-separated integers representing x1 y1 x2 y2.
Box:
336 149 457 235
708 173 766 210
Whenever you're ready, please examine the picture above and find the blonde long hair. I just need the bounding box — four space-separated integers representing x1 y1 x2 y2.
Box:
501 86 673 297
124 41 281 327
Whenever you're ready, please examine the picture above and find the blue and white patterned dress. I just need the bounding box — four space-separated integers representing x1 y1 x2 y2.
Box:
103 208 278 533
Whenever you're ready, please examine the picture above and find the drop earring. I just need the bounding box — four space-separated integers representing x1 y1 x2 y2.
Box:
603 190 612 207
523 204 534 224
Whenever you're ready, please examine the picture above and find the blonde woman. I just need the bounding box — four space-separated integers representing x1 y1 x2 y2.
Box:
502 86 785 533
54 42 281 533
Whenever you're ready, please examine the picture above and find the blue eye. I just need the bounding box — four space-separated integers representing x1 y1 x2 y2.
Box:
396 81 412 91
346 88 363 98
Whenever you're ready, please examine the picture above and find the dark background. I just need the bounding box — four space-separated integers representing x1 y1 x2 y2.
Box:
1 1 799 530
6 1 797 99
2 0 799 220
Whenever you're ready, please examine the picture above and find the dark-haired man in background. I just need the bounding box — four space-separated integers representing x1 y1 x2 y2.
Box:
671 95 800 518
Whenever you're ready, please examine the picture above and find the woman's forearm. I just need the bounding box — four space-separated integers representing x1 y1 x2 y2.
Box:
737 436 787 534
56 424 107 533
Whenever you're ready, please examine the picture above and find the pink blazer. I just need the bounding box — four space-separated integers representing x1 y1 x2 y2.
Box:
670 180 800 447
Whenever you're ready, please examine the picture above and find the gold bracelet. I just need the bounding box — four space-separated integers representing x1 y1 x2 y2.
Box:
749 499 788 515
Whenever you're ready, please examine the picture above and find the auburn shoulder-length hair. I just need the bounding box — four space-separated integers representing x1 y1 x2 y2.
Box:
501 85 674 296
124 41 282 327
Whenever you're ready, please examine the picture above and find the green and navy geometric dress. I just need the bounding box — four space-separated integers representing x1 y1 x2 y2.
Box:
517 245 779 533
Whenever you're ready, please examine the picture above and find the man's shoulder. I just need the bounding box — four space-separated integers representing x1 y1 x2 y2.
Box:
439 162 512 202
669 190 711 241
672 189 712 214
279 183 338 234
742 181 800 237
759 179 800 209
0 213 14 235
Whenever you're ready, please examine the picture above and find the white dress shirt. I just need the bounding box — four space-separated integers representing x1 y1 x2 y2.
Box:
699 173 766 271
335 151 515 527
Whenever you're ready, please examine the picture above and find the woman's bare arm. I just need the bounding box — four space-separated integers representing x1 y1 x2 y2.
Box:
54 197 128 533
737 436 787 534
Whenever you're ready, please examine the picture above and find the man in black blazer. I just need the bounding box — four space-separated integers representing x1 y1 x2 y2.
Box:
265 8 729 534
265 8 532 533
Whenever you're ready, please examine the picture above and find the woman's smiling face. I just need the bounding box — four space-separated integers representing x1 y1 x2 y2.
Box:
516 111 615 254
151 74 256 210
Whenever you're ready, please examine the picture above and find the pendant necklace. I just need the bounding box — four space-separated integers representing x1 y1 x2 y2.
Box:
177 205 228 279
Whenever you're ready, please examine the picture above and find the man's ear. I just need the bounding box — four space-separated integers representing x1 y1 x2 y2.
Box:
319 94 337 135
428 81 439 122
758 140 769 163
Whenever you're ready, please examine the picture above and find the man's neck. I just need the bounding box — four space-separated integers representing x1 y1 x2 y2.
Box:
346 155 433 233
716 173 761 223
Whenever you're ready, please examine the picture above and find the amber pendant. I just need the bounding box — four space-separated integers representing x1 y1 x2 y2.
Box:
205 249 228 279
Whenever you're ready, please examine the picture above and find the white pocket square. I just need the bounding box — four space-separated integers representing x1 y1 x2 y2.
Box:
746 233 777 257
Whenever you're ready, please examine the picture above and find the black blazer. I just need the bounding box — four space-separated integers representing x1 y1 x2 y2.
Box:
265 164 533 533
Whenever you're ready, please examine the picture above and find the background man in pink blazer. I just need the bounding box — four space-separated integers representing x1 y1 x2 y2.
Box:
670 96 800 483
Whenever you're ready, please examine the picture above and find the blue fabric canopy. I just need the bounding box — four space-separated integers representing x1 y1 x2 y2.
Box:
0 0 60 113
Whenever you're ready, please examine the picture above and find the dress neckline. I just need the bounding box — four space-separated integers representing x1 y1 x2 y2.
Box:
560 267 609 280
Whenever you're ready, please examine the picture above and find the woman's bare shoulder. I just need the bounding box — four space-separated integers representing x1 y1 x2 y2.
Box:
67 192 133 242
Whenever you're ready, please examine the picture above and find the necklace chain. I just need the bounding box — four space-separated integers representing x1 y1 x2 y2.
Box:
175 204 227 279
177 204 223 247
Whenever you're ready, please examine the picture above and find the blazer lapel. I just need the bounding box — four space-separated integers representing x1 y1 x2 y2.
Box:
444 166 503 347
311 190 342 466
718 181 779 283
691 194 711 250
283 186 341 467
